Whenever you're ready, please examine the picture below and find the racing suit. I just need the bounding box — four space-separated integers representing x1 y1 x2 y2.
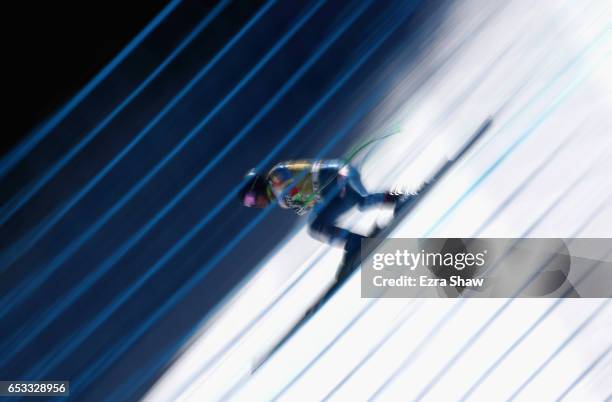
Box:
266 159 393 249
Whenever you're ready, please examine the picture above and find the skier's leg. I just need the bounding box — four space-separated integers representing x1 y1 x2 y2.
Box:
309 214 362 247
308 193 363 249
345 166 396 210
308 171 370 251
308 164 390 249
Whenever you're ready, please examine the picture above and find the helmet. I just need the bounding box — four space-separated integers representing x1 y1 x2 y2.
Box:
238 169 269 207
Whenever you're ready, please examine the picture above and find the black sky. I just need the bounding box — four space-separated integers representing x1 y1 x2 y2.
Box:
3 0 171 156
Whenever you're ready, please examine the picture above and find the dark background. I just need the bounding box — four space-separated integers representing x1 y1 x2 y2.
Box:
3 0 196 156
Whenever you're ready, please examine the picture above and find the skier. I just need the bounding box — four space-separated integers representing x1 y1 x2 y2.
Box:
246 120 492 373
238 159 414 252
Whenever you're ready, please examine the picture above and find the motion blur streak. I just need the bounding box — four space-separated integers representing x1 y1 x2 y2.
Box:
0 0 321 368
507 299 610 401
555 342 612 401
0 0 183 179
0 0 261 288
459 247 612 401
0 1 228 228
2 0 611 401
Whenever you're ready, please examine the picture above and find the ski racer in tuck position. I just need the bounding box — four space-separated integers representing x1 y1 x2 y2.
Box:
238 159 414 252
